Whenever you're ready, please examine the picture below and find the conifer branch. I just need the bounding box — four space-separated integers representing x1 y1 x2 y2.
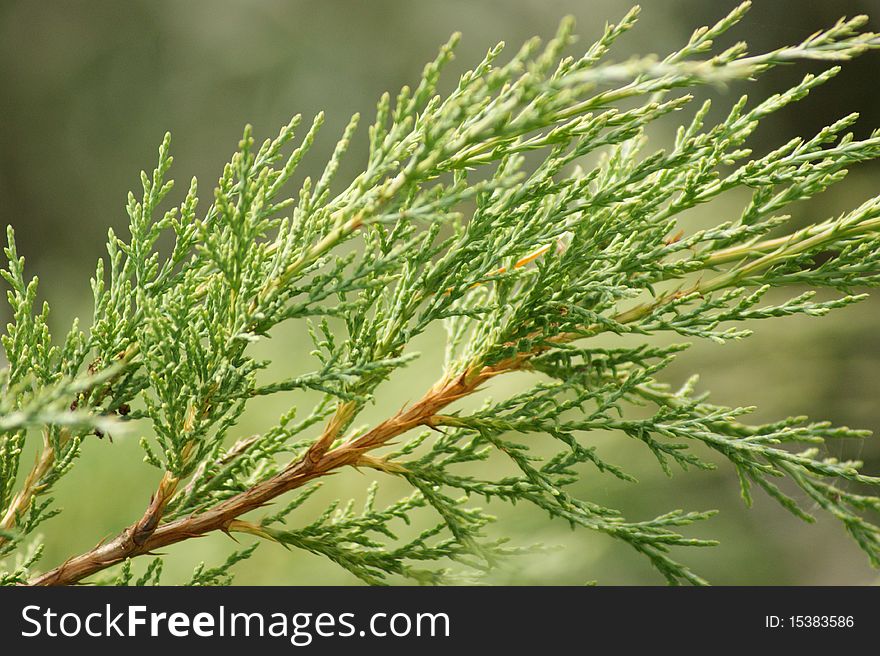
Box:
5 2 880 586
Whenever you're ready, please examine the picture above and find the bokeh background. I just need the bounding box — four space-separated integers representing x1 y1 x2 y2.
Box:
2 0 880 585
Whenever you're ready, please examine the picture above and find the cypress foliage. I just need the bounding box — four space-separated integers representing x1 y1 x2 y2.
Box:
3 3 880 585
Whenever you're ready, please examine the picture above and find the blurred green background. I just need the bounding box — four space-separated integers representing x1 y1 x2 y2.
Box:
2 0 880 585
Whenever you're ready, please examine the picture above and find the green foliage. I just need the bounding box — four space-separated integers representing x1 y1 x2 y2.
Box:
3 2 880 585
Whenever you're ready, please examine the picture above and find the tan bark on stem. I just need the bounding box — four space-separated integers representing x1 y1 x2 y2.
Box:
27 359 517 586
0 436 55 539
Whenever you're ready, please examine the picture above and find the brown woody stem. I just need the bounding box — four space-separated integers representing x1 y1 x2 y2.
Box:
27 359 514 586
0 434 56 542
